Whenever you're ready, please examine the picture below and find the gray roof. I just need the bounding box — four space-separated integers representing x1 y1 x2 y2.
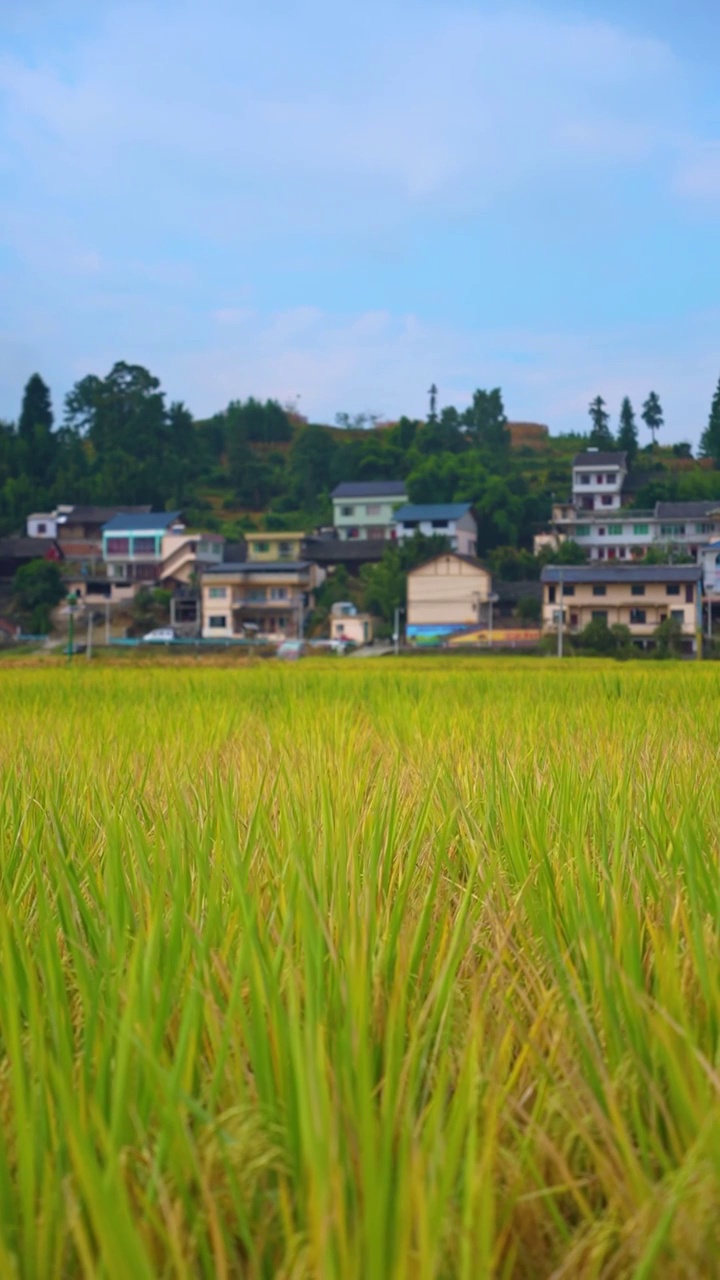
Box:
331 481 407 499
655 501 720 520
204 561 311 574
0 537 60 559
542 564 702 585
573 451 627 468
302 537 385 564
102 511 181 533
393 503 472 522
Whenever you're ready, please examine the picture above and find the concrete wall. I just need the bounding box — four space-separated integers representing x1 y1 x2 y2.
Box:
332 497 406 540
407 555 491 626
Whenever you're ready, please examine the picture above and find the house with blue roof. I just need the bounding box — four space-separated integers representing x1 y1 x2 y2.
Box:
392 503 477 557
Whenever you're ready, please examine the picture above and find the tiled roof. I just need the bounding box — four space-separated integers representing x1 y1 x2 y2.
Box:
0 537 60 558
541 564 701 584
573 451 628 467
62 505 151 522
302 538 386 564
655 501 720 519
331 481 407 499
102 511 181 533
394 503 472 522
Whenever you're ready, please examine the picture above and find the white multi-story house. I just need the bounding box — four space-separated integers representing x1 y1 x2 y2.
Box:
549 450 720 562
392 503 477 556
571 450 628 514
330 481 407 541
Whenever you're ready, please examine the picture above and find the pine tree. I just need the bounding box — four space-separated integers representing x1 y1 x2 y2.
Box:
616 397 638 465
699 375 720 462
18 373 53 440
641 391 663 448
587 395 614 448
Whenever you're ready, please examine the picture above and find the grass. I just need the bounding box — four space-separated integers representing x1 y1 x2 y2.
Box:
0 659 719 1278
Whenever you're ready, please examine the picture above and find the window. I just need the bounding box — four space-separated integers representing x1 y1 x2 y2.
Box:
578 473 590 484
670 610 684 623
253 541 270 553
631 585 645 596
660 524 685 537
431 520 449 529
575 525 590 537
633 524 649 535
133 536 155 555
246 589 266 602
630 609 646 625
106 537 129 555
608 524 623 535
666 584 680 596
278 541 293 558
592 610 608 622
601 495 613 506
209 615 227 629
548 585 556 603
592 585 607 596
598 527 606 537
562 585 575 596
366 503 381 516
208 586 227 599
37 522 46 534
596 474 604 484
340 506 354 517
686 584 694 604
270 587 287 600
605 473 617 484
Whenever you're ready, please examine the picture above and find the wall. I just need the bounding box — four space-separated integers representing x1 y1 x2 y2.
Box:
27 516 57 539
333 497 406 541
246 535 304 563
407 555 491 626
542 580 699 636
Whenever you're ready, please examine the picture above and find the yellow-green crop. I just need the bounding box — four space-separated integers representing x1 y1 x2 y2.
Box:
1 659 719 1278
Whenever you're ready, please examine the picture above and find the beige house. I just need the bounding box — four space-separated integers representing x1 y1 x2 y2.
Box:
201 559 323 641
329 601 373 647
541 564 702 648
406 553 492 644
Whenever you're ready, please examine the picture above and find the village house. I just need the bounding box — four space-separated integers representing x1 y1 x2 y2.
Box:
544 451 720 562
392 503 477 555
330 481 407 541
329 601 373 647
541 564 703 651
201 559 323 641
245 531 306 562
406 552 492 645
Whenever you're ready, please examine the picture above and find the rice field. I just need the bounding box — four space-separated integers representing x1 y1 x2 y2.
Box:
1 658 719 1279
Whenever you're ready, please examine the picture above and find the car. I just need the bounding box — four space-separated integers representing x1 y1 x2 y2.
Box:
142 627 176 643
276 639 306 660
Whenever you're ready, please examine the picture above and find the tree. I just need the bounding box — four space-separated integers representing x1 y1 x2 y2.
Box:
588 396 613 448
18 374 53 441
699 375 720 463
462 389 510 451
13 559 66 634
616 397 638 465
654 615 682 657
641 391 664 448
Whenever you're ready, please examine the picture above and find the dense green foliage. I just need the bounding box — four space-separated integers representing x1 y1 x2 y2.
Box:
12 559 66 633
3 365 720 558
1 662 720 1276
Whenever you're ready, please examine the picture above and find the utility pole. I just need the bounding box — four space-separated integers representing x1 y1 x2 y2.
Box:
105 598 111 646
86 609 93 661
67 592 77 663
557 570 564 659
393 605 404 655
298 594 304 641
487 592 499 649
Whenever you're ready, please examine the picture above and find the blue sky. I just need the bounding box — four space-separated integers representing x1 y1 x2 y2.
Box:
1 0 719 441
